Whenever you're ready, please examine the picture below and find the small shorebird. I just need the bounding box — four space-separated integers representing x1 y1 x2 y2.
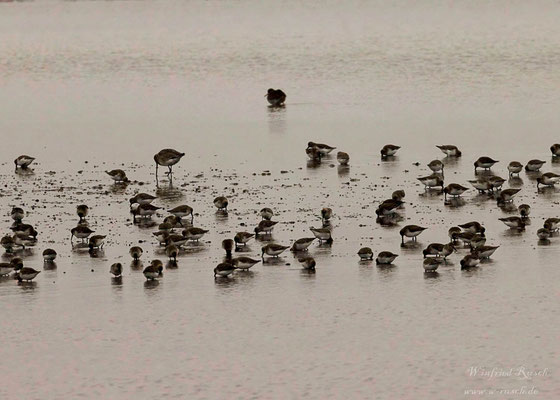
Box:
309 227 333 244
423 243 454 259
232 257 260 270
234 231 254 247
260 207 274 220
42 248 57 262
417 174 444 190
470 234 486 249
460 254 479 269
0 262 14 276
376 199 403 216
214 262 236 278
427 159 444 174
261 244 289 260
291 237 315 251
525 159 546 172
110 263 122 277
165 244 178 262
537 172 560 189
14 155 35 169
10 257 23 271
222 239 234 258
76 205 89 222
2 234 17 252
443 183 468 200
448 226 461 242
143 260 163 280
11 223 38 238
254 220 278 236
423 258 441 272
459 221 485 234
537 228 551 240
16 267 41 282
183 227 208 242
487 176 506 191
474 156 499 172
306 146 322 161
551 144 560 157
214 196 228 211
308 142 336 156
11 207 24 222
376 251 398 265
544 217 560 232
132 203 161 222
88 235 106 250
337 151 350 165
321 207 332 224
129 246 143 260
380 144 400 158
154 149 185 178
168 205 194 225
165 234 187 247
497 188 521 205
106 169 128 183
499 217 525 230
399 225 427 244
518 204 531 218
71 226 94 243
265 88 286 106
392 190 405 201
357 247 374 260
129 193 156 205
298 256 316 271
436 145 461 157
473 245 499 259
507 161 523 176
13 233 37 248
468 179 492 194
153 231 169 246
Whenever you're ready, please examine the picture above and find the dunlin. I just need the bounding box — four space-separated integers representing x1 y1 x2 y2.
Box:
436 145 462 157
110 263 122 277
214 262 236 278
380 144 400 157
168 205 194 225
129 246 143 260
537 172 560 189
42 248 57 262
234 231 255 246
308 142 336 156
143 260 163 280
309 227 333 244
399 225 427 244
443 183 468 200
260 207 274 220
375 251 398 265
14 155 35 169
525 159 546 172
106 169 128 183
474 156 499 172
265 88 286 106
499 217 525 230
358 247 374 260
214 196 228 211
129 193 156 205
222 239 234 258
507 161 523 176
261 243 289 260
291 237 316 251
255 220 278 236
337 151 350 165
232 257 260 270
16 267 41 282
298 256 316 271
183 227 208 242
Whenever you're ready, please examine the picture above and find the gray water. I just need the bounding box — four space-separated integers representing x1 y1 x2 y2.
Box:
1 1 559 399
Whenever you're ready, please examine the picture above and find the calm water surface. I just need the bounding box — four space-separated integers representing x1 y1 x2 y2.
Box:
1 1 559 399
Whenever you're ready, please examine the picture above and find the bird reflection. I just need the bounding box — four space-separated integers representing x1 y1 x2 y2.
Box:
267 105 287 135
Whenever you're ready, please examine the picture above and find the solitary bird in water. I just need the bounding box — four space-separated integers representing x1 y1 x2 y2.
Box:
214 196 229 212
265 88 286 106
14 155 35 169
380 144 400 158
154 149 185 179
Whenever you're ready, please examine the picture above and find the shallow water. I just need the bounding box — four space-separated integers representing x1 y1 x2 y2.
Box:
1 1 559 399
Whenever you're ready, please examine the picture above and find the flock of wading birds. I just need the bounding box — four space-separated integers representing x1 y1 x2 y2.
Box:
3 92 560 281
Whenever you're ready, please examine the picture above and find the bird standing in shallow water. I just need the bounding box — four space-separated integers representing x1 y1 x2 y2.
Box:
76 204 89 223
14 155 35 169
129 246 143 260
265 88 286 106
110 263 122 277
214 196 228 212
154 149 185 180
222 239 234 259
16 267 40 282
143 260 163 280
